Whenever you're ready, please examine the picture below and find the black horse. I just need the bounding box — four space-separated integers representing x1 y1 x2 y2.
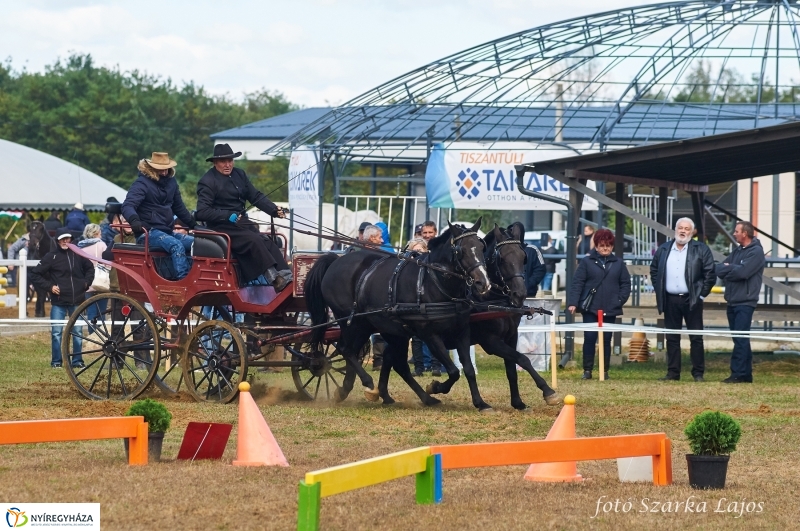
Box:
26 221 55 317
379 222 560 410
305 220 493 409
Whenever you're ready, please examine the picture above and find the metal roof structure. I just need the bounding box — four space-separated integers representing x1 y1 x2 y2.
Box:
526 119 800 190
0 138 127 211
260 0 800 163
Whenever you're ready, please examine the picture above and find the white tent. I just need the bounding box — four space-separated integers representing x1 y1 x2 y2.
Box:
0 139 127 211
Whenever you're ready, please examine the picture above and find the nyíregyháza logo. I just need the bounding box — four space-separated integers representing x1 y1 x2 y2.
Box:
6 508 28 528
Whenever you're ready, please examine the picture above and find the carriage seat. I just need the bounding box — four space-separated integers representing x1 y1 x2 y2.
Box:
112 243 148 253
191 233 229 258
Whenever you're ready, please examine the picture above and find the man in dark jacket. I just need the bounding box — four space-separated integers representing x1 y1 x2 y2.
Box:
524 244 546 297
540 234 560 291
715 221 765 383
29 228 94 368
64 203 90 233
195 143 291 291
650 218 716 382
44 212 63 233
122 153 196 280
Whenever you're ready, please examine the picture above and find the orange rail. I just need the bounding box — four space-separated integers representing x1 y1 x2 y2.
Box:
431 433 672 485
0 416 149 465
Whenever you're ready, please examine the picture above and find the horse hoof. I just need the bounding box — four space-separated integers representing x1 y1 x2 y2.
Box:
334 388 346 403
478 406 495 414
382 397 397 406
425 381 440 394
363 386 380 402
544 393 562 406
512 402 529 411
423 396 442 407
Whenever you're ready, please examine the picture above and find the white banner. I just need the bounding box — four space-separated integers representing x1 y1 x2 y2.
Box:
425 142 598 210
288 146 319 210
3 503 100 529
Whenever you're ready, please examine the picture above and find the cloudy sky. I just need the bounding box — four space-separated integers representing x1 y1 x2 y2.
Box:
1 0 656 107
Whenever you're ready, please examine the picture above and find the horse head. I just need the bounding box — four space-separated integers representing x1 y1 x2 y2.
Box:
27 221 50 259
486 222 527 308
434 217 490 296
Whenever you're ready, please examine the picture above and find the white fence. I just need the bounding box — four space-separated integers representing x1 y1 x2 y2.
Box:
0 248 39 320
630 193 675 256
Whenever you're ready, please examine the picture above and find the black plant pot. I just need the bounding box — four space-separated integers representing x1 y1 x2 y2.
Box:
686 454 730 489
124 432 165 462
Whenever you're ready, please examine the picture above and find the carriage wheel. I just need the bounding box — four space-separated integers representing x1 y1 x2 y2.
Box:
182 319 247 403
152 307 234 395
63 293 159 400
289 341 368 401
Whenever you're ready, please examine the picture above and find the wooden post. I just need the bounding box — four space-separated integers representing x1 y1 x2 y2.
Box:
297 480 321 531
598 310 605 381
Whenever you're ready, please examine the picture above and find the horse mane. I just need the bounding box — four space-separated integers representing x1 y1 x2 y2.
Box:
426 226 452 258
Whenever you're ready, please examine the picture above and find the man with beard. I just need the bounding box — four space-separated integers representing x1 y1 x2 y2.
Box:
650 218 716 382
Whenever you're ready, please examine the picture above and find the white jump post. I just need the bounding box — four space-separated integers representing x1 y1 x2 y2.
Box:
598 309 605 381
549 317 557 389
18 248 27 320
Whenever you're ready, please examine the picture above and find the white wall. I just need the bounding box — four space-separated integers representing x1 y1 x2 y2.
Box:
736 172 796 257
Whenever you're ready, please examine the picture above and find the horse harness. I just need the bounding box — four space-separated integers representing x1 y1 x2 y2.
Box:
487 238 526 296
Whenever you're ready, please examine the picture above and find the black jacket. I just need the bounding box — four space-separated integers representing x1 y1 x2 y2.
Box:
541 244 560 273
650 239 716 313
196 167 279 225
64 209 90 231
29 245 94 306
524 245 546 297
715 238 765 308
122 161 194 233
567 249 632 317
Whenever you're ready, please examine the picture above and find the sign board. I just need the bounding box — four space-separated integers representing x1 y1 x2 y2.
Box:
425 142 598 210
288 147 320 236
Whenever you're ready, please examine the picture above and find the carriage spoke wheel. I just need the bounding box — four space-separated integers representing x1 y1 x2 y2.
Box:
289 341 351 401
153 306 236 395
63 293 159 400
182 319 247 403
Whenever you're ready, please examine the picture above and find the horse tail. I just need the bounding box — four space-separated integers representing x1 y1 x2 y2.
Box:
305 253 339 350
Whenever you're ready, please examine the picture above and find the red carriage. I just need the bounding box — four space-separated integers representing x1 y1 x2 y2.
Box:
62 229 349 403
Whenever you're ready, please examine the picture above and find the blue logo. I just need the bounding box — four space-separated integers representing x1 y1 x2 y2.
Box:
455 168 481 199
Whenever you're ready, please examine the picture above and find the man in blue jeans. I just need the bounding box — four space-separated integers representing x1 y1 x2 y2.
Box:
715 221 765 383
29 229 94 368
122 152 196 279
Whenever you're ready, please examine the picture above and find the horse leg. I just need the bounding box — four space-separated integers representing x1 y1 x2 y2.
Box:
35 287 46 317
451 338 493 411
503 358 527 410
377 343 396 405
480 336 560 406
384 336 441 407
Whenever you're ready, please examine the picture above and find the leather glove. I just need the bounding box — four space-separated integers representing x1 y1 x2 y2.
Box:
129 218 144 237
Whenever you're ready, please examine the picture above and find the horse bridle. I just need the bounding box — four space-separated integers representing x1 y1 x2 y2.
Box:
487 238 526 295
450 230 487 283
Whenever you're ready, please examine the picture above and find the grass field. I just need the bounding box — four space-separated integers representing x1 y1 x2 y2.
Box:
1 332 799 530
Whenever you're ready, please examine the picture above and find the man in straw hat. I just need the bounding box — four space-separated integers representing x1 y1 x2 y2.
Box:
195 143 292 291
122 152 196 280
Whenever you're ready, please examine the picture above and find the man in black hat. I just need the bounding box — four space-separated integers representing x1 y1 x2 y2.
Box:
196 143 292 291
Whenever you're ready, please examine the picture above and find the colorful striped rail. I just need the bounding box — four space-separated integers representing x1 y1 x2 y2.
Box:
297 432 671 530
0 416 149 465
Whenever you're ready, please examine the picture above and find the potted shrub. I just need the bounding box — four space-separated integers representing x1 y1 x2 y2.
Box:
684 411 741 489
124 399 172 462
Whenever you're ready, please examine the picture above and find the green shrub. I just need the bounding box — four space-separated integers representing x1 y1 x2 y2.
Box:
125 399 172 433
684 411 741 455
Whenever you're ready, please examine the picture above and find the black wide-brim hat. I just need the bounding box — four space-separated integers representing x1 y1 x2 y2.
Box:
206 143 243 162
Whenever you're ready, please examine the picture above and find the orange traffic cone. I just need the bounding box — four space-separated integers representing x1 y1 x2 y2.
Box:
232 382 289 467
524 394 582 482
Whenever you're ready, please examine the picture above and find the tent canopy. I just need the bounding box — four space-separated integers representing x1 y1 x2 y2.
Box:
0 138 127 211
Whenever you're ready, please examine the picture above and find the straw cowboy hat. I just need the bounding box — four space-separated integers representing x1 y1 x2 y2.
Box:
206 143 242 162
145 152 178 170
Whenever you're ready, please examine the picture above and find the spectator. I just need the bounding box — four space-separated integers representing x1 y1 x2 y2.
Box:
123 152 196 280
651 218 716 382
540 233 560 291
374 221 394 253
524 244 546 298
6 231 31 288
44 212 63 233
29 228 94 369
715 221 765 384
577 224 596 255
567 229 631 380
77 223 108 322
413 224 423 238
420 221 437 241
405 238 427 253
64 203 91 233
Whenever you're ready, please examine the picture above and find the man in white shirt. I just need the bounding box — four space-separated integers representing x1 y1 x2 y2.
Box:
649 218 716 381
